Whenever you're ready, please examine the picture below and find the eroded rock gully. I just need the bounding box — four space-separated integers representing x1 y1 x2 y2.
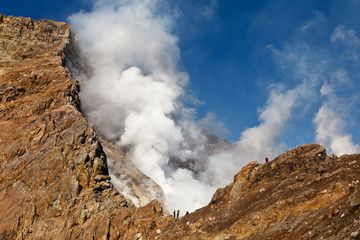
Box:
0 15 360 240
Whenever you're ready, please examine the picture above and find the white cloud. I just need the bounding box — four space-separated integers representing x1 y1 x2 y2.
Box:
331 25 360 62
203 80 316 186
331 25 360 44
331 69 351 84
271 22 360 156
312 26 360 155
298 11 325 33
320 83 334 96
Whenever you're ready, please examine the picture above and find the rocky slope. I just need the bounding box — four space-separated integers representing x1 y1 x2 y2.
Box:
159 144 360 239
101 139 165 207
0 15 360 240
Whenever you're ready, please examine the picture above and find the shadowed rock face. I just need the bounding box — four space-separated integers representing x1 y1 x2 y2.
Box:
101 139 165 208
1 15 360 240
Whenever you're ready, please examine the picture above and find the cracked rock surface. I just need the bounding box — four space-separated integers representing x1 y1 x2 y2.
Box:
0 15 166 240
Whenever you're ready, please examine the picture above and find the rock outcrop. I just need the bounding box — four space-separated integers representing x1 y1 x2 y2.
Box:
0 14 168 239
1 15 360 240
101 139 165 207
159 144 360 239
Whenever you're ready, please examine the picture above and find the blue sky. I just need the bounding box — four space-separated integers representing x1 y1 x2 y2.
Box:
2 0 359 148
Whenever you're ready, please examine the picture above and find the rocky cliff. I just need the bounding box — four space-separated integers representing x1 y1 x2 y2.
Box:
1 15 360 240
0 14 167 239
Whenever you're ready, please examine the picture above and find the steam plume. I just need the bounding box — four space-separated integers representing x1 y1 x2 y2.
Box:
69 0 216 212
69 1 360 213
314 82 360 155
313 25 360 155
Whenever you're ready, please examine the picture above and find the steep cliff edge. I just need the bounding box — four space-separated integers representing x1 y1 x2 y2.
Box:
0 15 168 239
1 15 360 240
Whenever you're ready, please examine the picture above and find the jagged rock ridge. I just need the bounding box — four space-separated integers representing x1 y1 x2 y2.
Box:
1 15 360 240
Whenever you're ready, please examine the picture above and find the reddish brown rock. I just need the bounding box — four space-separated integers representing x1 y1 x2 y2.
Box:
0 14 110 239
0 15 167 240
158 145 360 239
1 15 360 240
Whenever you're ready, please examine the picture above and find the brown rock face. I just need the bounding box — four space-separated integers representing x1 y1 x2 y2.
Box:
0 15 167 240
1 15 360 240
160 145 360 239
0 14 109 238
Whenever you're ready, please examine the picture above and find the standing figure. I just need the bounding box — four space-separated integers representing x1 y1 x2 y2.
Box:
173 210 176 218
176 209 180 218
265 157 269 163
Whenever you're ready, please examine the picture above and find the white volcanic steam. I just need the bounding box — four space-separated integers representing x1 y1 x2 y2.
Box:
315 81 360 155
69 1 360 213
203 72 318 187
69 0 286 213
69 0 217 212
313 26 360 155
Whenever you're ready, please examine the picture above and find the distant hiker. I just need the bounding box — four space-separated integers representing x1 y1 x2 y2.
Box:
176 209 180 218
265 157 269 163
186 211 189 215
121 200 129 208
173 210 176 218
